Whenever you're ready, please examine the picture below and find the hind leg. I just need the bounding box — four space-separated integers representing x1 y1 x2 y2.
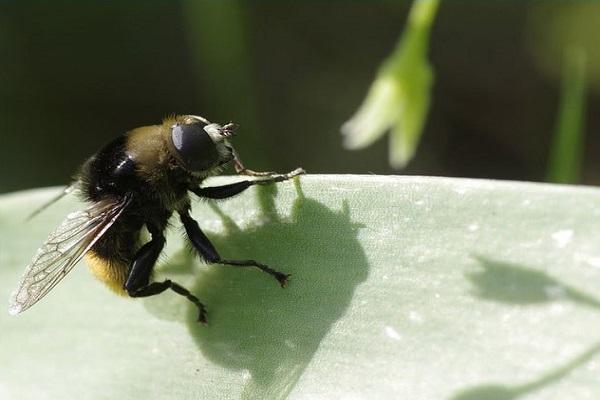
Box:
124 220 208 323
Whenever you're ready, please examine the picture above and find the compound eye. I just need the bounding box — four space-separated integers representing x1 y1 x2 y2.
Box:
171 122 219 171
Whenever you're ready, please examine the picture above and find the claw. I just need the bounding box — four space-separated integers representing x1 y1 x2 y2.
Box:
197 308 208 324
276 273 291 288
287 168 306 178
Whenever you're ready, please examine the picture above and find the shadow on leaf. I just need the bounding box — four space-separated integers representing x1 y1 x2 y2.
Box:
449 340 600 400
467 255 600 309
458 256 600 399
145 180 369 399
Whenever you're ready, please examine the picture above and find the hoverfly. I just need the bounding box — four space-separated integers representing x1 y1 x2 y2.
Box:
9 115 303 322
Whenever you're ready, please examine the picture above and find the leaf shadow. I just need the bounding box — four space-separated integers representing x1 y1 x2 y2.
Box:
145 180 369 399
449 340 600 400
466 255 600 309
457 256 600 399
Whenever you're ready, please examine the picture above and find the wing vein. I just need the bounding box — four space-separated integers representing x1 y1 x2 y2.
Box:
9 195 132 315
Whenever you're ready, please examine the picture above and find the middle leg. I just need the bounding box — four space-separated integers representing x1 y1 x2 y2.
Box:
180 209 290 287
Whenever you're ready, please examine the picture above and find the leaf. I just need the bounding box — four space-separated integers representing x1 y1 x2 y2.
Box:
2 175 600 399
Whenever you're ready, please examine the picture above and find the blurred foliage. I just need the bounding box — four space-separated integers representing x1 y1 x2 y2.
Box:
546 47 587 184
182 2 264 160
528 2 600 91
1 2 600 193
342 0 439 169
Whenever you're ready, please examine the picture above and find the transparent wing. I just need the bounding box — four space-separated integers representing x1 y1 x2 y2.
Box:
9 195 131 315
26 184 77 221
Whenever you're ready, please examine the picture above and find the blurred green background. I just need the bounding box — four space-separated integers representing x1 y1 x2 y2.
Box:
1 1 599 193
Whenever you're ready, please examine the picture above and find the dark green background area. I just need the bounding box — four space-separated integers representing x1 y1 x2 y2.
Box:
1 2 599 193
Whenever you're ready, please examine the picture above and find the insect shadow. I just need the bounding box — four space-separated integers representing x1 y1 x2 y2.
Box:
145 180 369 399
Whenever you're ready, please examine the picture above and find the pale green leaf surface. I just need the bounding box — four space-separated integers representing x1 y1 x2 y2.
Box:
2 175 600 400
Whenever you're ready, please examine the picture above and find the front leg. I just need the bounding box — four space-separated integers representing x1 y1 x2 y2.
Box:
192 168 304 200
180 209 290 286
233 148 305 177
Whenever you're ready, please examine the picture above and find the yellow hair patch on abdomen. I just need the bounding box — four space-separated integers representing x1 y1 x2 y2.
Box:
85 251 129 296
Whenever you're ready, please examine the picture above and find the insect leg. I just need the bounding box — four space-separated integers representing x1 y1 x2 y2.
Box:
128 280 208 323
179 210 290 287
124 222 207 322
192 180 253 199
232 150 274 176
191 168 305 200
